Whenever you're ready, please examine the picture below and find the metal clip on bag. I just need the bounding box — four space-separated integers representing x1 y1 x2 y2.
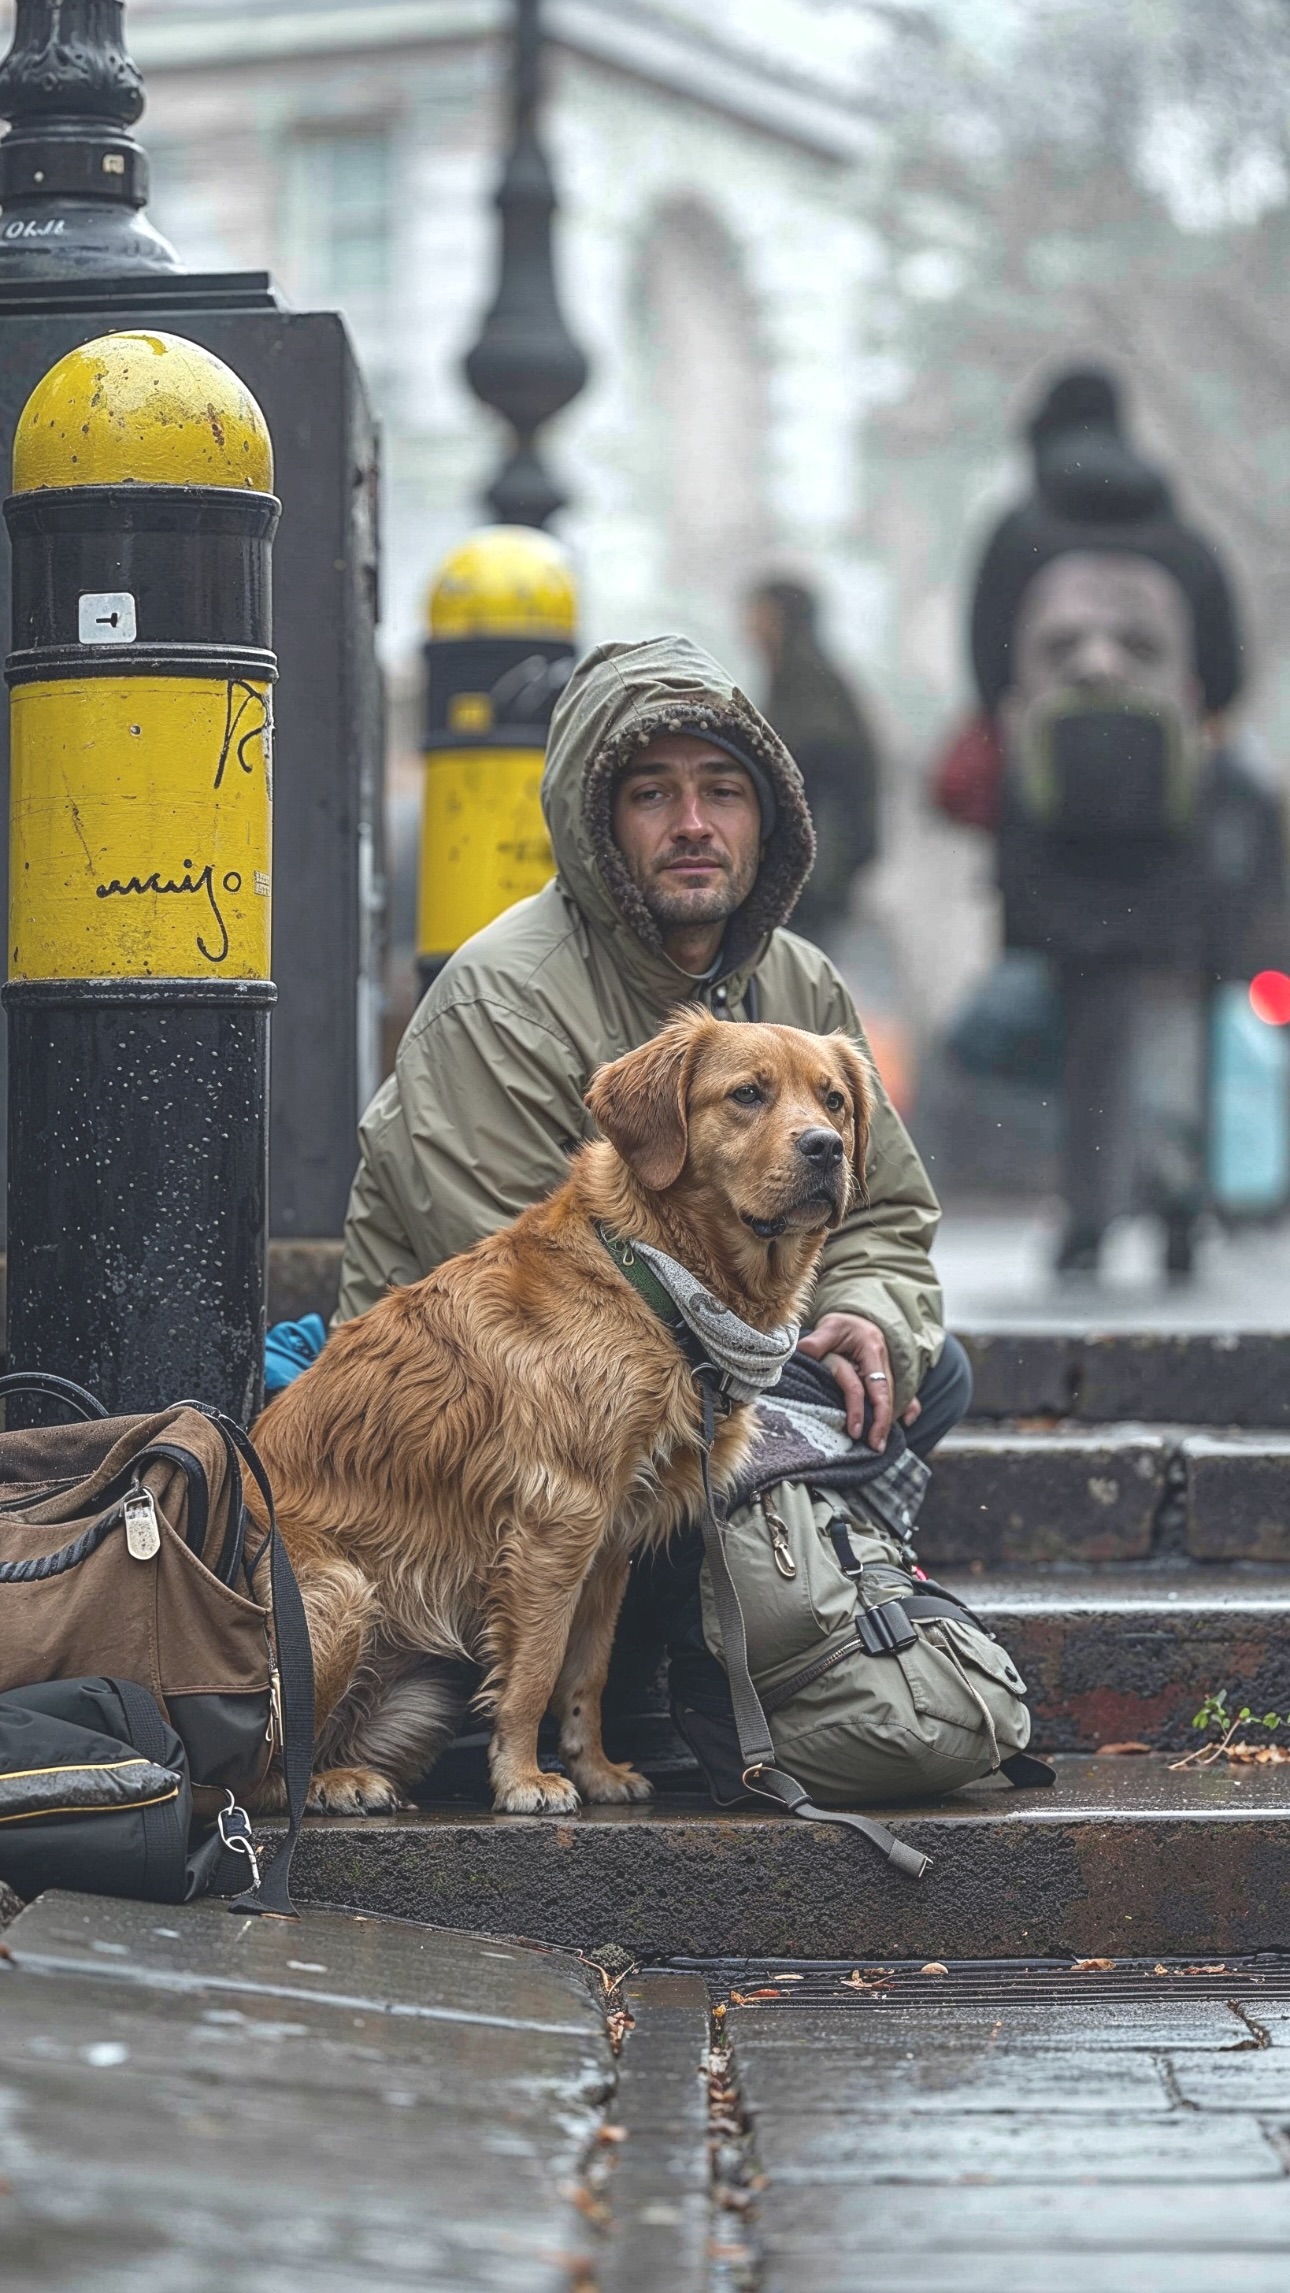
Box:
0 1372 313 1915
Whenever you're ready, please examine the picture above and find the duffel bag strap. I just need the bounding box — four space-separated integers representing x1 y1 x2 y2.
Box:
179 1403 315 1919
693 1373 929 1882
0 1371 110 1422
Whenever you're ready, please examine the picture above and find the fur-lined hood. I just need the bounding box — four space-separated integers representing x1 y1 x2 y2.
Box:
541 634 816 993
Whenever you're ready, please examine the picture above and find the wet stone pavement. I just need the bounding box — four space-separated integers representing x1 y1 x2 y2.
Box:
6 1897 1290 2289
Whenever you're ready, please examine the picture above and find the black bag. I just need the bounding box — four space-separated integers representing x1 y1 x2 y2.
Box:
0 1675 261 1905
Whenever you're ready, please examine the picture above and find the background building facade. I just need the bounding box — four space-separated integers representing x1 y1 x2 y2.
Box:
111 0 1290 1079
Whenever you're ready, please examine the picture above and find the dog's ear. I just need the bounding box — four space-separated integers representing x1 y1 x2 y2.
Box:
585 1006 715 1190
828 1033 875 1199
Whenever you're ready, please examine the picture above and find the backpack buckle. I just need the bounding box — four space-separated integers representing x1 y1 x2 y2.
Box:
856 1596 917 1656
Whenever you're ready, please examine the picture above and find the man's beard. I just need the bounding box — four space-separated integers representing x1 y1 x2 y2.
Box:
638 849 758 931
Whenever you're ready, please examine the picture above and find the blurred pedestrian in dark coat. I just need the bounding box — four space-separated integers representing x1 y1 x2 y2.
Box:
746 580 880 937
957 367 1286 1277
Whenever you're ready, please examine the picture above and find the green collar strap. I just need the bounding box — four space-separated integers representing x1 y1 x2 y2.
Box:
595 1223 715 1378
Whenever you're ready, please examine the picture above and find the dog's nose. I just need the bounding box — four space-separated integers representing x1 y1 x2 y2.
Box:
796 1126 845 1171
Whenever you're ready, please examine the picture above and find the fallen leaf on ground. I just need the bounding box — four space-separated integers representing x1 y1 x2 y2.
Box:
921 1962 949 1975
1184 1963 1229 1975
728 1988 782 2003
1096 1741 1152 1756
604 2008 633 2054
842 1969 889 1991
1152 1964 1170 1976
1070 1958 1117 1973
560 2182 612 2228
1226 1744 1290 1764
596 2124 627 2146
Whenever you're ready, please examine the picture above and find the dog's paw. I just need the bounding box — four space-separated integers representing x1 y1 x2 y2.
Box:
570 1759 655 1806
492 1768 582 1816
306 1765 409 1815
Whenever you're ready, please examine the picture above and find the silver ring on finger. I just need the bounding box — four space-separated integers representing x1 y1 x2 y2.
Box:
863 1371 889 1384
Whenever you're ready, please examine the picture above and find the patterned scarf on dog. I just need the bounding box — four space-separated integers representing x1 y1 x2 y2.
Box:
629 1240 800 1404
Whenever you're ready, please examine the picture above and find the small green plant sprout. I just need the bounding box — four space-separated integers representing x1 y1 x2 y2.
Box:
1170 1689 1290 1770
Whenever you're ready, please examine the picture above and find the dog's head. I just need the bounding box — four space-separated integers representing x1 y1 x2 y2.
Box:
585 1007 872 1246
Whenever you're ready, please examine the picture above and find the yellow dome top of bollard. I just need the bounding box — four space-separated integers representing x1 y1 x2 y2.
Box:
12 330 274 494
428 526 577 640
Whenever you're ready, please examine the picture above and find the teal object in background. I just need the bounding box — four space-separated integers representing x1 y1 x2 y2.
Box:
1209 983 1290 1213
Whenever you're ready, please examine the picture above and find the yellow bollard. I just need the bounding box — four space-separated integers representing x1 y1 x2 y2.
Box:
417 524 576 984
3 328 279 1420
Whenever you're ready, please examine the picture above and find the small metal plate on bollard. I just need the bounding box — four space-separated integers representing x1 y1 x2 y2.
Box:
123 1487 161 1561
78 590 136 644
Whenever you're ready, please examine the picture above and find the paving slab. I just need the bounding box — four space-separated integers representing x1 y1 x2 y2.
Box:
756 2245 1290 2293
274 1757 1290 1961
0 1893 613 2293
747 2105 1284 2183
917 1426 1169 1564
734 2022 1172 2112
760 2179 1290 2249
725 1974 1290 2292
596 1972 710 2293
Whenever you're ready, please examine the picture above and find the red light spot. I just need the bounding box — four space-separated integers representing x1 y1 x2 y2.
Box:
1250 971 1290 1026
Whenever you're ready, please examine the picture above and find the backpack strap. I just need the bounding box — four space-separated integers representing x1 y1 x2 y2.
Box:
180 1403 315 1918
692 1371 930 1882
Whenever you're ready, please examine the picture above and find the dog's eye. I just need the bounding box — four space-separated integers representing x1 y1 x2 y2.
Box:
824 1090 846 1114
730 1084 763 1106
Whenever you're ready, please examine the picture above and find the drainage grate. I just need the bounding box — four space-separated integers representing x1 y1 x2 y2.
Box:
671 1955 1290 2007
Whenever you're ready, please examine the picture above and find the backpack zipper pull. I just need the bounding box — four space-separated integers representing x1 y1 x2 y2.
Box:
760 1491 796 1578
123 1485 161 1561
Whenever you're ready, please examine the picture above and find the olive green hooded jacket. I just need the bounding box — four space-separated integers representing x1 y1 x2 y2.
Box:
336 635 945 1407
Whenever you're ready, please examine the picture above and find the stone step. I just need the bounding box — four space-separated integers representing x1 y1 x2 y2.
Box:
945 1568 1290 1752
957 1329 1290 1428
593 1567 1290 1769
919 1424 1290 1565
278 1755 1290 1962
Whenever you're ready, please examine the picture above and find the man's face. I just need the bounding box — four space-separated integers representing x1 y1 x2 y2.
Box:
1007 552 1201 718
611 734 763 935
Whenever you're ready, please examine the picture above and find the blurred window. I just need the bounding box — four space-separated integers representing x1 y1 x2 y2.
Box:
638 199 768 620
294 128 392 300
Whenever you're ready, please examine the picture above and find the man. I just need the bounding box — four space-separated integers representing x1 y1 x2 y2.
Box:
968 367 1285 1276
744 578 880 943
340 633 964 1451
338 635 967 1774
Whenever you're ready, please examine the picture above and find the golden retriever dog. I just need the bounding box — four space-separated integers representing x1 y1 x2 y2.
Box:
250 1008 872 1817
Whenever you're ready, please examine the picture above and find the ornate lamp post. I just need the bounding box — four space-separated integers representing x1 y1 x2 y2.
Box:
0 0 179 277
463 0 588 527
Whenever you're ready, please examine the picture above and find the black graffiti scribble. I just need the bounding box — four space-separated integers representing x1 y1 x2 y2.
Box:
95 860 242 964
214 679 270 792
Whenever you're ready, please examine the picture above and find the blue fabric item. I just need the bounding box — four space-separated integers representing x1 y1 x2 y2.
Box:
264 1314 327 1395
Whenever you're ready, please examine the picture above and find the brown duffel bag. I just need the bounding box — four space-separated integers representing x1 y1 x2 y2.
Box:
0 1370 313 1914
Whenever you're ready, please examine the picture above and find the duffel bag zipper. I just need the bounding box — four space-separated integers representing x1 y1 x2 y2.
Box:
123 1483 161 1561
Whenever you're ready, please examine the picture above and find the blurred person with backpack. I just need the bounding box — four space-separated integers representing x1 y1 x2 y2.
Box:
938 367 1286 1278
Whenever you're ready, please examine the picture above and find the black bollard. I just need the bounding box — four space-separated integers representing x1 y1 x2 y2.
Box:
3 328 279 1424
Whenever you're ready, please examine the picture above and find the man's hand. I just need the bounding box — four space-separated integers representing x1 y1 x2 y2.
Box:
798 1313 922 1452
